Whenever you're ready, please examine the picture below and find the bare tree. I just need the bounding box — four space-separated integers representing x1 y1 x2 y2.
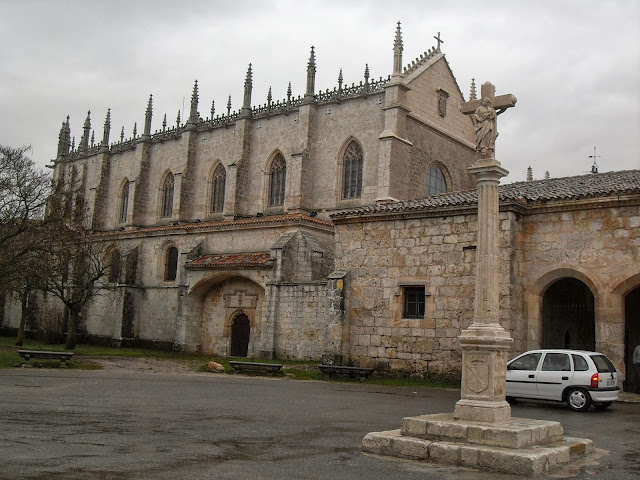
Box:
37 184 111 349
0 145 51 295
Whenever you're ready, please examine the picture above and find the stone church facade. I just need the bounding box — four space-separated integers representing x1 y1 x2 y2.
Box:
3 24 639 391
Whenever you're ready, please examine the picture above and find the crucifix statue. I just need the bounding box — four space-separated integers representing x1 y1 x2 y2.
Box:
460 81 517 157
453 80 518 424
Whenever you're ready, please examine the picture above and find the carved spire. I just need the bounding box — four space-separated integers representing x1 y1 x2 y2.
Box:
57 116 71 158
267 86 272 110
101 109 111 149
143 95 153 137
337 68 343 93
57 120 66 158
90 130 95 148
364 64 370 92
120 126 125 143
211 100 215 120
304 46 316 100
132 122 137 139
527 166 533 182
286 82 292 107
242 64 253 116
79 110 91 152
469 78 477 101
227 95 232 118
393 22 403 77
162 113 167 132
188 80 199 124
176 110 181 129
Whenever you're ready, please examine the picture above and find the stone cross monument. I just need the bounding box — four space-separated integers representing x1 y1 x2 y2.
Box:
363 79 594 476
453 81 517 423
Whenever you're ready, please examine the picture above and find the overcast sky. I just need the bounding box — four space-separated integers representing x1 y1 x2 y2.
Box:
1 0 638 183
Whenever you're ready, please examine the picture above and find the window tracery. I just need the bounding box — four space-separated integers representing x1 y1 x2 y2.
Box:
210 164 226 214
268 154 286 206
342 141 363 199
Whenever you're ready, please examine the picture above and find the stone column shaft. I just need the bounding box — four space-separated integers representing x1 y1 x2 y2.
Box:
454 157 513 423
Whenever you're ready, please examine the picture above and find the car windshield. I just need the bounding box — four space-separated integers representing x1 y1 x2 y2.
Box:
590 354 616 373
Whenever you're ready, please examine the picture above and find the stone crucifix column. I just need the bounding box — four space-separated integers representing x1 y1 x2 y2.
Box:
454 81 517 423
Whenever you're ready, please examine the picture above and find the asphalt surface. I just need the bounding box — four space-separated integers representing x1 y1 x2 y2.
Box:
1 368 639 480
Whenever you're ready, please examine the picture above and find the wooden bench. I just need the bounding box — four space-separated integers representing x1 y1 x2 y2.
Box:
318 364 374 381
228 361 283 375
18 350 74 367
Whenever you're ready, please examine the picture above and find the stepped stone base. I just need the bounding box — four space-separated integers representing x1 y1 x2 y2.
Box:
363 413 594 476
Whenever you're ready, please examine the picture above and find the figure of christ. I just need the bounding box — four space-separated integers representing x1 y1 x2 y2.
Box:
472 97 498 156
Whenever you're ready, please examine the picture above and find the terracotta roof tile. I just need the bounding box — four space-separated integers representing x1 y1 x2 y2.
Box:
187 252 273 269
94 212 333 238
331 170 640 218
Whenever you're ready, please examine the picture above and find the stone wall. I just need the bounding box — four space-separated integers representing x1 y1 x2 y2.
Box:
270 282 329 360
334 209 522 378
518 202 640 374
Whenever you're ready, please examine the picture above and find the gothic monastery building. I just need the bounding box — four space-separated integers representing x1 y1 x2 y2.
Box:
4 24 640 392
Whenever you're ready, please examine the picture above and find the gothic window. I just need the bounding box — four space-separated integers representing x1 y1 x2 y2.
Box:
161 173 174 218
342 140 363 199
426 165 447 196
164 246 178 282
210 164 226 214
119 181 129 224
403 286 425 319
268 154 286 207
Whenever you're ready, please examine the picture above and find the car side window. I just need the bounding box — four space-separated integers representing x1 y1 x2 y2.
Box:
508 353 542 371
572 354 589 371
541 353 571 371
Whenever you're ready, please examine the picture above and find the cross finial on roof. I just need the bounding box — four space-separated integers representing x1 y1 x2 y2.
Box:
434 32 444 51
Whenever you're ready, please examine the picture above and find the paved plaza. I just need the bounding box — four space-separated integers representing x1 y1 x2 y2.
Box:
1 367 639 480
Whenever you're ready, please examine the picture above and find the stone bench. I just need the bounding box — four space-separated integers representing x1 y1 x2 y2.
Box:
18 350 74 367
228 361 283 375
318 364 374 381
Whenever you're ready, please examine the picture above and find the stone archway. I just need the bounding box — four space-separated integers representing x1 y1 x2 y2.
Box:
625 286 640 393
230 313 250 357
542 278 595 351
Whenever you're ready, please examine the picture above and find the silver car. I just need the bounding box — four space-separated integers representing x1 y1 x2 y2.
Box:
506 349 619 411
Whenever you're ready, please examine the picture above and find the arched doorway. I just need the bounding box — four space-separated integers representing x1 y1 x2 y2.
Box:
624 286 640 393
542 278 595 351
230 314 250 357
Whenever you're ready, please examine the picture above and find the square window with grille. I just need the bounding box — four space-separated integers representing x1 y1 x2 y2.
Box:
403 286 425 319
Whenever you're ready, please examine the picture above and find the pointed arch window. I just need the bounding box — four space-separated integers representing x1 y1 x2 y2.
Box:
164 246 178 282
161 173 174 218
426 165 448 196
269 154 286 207
342 141 363 199
119 181 129 224
210 165 226 214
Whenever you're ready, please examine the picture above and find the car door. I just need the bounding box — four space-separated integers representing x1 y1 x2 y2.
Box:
536 352 573 401
506 352 542 398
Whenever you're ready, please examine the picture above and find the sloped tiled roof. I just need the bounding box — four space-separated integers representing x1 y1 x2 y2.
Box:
331 170 640 218
94 213 333 238
187 252 272 269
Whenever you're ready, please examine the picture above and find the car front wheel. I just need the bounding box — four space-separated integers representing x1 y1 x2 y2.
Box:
566 388 591 412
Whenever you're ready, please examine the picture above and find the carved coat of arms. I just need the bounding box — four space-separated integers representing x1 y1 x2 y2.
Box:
467 354 489 393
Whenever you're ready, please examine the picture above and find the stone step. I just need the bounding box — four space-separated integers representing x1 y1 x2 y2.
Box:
401 412 564 449
363 429 594 476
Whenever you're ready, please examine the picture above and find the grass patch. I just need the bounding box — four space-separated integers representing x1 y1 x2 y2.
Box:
0 336 460 388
